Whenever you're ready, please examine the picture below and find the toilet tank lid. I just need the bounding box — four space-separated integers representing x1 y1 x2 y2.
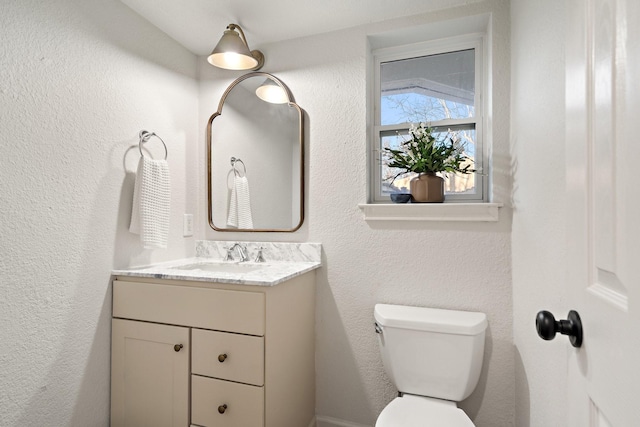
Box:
374 304 487 335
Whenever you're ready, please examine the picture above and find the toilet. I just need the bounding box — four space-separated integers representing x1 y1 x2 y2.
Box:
374 304 487 426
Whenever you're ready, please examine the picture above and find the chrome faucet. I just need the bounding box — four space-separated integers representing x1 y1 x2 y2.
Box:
225 243 248 262
254 247 266 263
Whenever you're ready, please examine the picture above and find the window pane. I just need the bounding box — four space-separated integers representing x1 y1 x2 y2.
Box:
380 126 477 196
380 49 475 125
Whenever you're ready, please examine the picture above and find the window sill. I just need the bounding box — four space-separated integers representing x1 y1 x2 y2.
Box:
358 203 503 222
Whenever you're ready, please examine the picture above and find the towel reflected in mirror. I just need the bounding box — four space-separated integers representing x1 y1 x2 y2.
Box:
227 174 253 229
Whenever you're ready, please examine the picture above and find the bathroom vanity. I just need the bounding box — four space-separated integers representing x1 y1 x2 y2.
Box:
110 242 321 427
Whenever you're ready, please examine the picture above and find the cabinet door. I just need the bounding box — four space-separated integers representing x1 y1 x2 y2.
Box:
111 319 189 427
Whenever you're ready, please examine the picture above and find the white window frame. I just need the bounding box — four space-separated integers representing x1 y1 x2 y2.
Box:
370 33 488 203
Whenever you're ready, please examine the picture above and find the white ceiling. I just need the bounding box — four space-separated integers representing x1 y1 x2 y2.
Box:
120 0 478 55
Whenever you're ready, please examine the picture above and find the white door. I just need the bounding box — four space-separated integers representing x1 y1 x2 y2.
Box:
564 0 640 425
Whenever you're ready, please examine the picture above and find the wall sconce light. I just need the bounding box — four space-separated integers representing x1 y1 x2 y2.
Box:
207 23 264 71
255 79 289 104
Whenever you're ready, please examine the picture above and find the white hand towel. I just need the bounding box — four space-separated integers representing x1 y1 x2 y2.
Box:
130 156 171 248
227 175 253 229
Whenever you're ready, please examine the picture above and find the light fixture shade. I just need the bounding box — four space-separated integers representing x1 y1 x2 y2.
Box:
207 26 264 71
255 79 289 104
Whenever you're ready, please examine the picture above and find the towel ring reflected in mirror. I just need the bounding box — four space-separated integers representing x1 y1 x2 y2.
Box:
138 130 168 160
230 157 246 177
207 72 305 232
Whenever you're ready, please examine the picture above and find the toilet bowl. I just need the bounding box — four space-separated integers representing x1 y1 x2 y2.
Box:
376 395 474 427
374 304 487 427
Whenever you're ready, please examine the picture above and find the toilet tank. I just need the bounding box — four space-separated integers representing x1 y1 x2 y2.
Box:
374 304 487 402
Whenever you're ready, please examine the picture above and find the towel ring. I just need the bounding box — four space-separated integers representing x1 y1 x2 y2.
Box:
230 157 246 177
139 130 168 160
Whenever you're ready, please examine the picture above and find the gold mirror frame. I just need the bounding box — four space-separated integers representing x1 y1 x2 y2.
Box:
207 72 305 232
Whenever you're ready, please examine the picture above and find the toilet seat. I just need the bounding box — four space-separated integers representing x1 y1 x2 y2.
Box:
376 395 475 427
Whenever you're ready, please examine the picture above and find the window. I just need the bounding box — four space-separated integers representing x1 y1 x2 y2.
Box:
371 34 486 203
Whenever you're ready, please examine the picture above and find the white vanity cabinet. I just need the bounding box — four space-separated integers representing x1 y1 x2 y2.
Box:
110 272 315 427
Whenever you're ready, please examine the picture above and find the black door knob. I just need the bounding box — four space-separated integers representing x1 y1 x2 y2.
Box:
536 310 583 348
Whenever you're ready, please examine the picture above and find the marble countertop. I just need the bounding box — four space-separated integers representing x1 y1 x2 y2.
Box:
112 241 322 287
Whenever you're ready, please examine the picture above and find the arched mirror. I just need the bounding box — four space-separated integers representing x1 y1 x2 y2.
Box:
207 72 304 232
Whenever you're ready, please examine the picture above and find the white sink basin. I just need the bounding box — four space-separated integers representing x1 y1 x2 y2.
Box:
171 262 265 274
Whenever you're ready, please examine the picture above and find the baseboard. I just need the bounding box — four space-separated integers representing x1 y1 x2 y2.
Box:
315 415 372 427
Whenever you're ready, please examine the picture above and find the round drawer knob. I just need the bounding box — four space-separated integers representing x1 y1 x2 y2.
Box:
218 404 228 414
218 353 228 363
174 344 183 352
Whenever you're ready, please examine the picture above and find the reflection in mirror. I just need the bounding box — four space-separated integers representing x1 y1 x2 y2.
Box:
207 72 304 232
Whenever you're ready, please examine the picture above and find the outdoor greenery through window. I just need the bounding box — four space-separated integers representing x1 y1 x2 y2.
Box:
372 35 485 202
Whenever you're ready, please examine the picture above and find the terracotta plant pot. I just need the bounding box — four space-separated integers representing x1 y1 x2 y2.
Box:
410 173 444 203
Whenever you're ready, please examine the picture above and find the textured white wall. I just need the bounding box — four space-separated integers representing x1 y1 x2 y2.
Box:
510 0 568 425
201 1 514 425
0 0 198 425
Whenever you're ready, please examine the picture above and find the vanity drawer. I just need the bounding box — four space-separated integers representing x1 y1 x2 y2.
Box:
113 280 265 335
192 329 264 386
191 375 264 427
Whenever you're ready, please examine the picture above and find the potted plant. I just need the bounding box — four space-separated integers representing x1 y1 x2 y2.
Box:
384 123 475 203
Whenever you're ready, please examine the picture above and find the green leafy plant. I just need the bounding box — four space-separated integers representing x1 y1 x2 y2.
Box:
384 123 475 181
